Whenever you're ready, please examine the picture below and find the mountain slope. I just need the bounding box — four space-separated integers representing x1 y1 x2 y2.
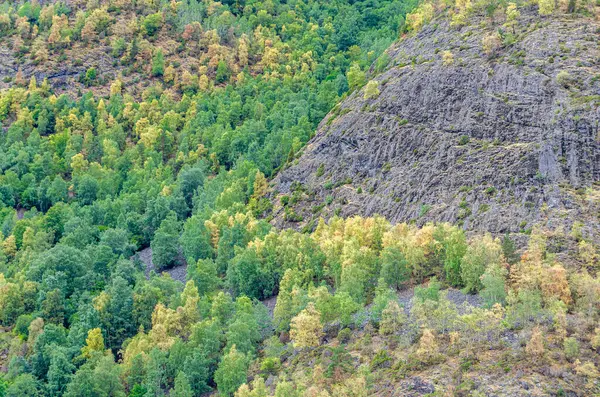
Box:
273 7 600 239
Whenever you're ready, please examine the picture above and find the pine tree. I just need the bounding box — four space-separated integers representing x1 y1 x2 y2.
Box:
152 49 165 77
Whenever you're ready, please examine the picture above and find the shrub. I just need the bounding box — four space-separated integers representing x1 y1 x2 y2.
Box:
260 357 281 375
337 328 352 343
458 135 470 145
364 80 380 99
442 50 454 66
142 12 163 36
564 337 579 361
316 163 325 177
556 71 572 87
482 33 501 57
84 67 97 86
370 349 393 370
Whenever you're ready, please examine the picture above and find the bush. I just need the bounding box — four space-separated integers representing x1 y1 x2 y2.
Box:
458 135 470 145
260 357 281 375
482 33 501 56
556 71 572 87
363 80 380 99
84 67 97 86
142 12 163 36
337 328 352 343
370 349 393 370
564 337 579 361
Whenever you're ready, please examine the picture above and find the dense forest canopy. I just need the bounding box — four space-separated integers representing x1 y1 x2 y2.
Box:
0 0 600 395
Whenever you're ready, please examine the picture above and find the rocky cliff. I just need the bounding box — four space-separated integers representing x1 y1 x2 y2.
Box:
273 7 600 240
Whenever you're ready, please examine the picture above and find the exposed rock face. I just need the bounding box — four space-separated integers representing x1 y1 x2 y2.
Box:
273 9 600 237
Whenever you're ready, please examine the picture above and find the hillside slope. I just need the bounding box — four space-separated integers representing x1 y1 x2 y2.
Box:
273 7 600 239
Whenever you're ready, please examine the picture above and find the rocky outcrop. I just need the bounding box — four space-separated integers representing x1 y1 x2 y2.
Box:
273 8 600 239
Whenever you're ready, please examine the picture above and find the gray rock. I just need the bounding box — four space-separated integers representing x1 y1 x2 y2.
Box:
272 9 600 245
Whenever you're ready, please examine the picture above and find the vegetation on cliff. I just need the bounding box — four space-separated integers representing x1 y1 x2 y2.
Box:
0 0 599 395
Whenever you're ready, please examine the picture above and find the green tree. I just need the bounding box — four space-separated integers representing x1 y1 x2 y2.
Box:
181 215 213 264
380 247 409 290
104 276 135 350
210 291 235 325
75 174 99 205
501 233 519 265
216 60 231 84
6 374 44 397
225 312 261 356
481 262 507 307
151 212 180 270
227 247 269 300
172 372 193 397
47 348 75 396
188 258 220 296
346 63 366 90
47 176 68 205
440 226 467 287
144 348 167 397
152 49 165 77
461 234 503 293
183 347 211 396
214 345 248 397
142 13 163 36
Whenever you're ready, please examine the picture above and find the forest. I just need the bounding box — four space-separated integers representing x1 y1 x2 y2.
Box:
0 0 600 395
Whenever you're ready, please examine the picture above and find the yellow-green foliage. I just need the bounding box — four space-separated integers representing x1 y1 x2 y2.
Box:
539 0 556 15
364 80 380 99
290 303 324 348
442 50 454 65
406 2 435 32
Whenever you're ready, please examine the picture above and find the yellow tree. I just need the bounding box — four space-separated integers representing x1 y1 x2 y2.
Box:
442 51 454 66
526 326 545 361
178 280 201 335
363 80 380 99
503 3 520 33
538 0 555 15
2 235 16 260
81 328 105 359
416 328 438 363
290 303 323 349
540 264 571 305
